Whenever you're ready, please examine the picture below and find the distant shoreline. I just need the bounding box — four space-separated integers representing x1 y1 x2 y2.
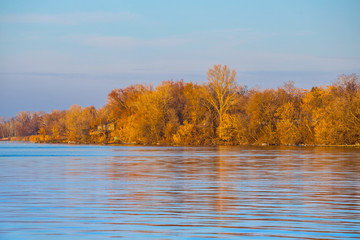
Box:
2 138 359 148
1 71 359 147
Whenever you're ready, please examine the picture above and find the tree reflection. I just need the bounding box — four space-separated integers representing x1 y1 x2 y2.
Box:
102 146 360 236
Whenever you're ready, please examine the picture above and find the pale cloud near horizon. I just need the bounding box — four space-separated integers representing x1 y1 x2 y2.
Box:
60 28 360 74
69 28 261 50
0 11 138 24
1 47 358 76
69 35 190 49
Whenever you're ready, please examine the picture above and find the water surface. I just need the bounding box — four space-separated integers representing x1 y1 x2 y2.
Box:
0 142 359 239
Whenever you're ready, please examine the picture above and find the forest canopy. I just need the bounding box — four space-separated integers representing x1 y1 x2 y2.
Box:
1 65 359 146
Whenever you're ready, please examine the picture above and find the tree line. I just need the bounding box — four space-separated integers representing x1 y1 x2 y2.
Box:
1 65 359 146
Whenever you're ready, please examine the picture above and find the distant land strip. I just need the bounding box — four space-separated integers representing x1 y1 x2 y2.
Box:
1 65 359 146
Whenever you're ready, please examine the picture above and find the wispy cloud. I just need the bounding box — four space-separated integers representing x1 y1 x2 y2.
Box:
0 12 137 24
66 28 254 50
69 35 190 49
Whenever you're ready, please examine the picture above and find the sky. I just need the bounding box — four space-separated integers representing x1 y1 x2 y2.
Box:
0 0 359 117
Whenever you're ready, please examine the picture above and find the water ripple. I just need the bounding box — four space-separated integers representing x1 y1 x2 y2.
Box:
0 142 359 239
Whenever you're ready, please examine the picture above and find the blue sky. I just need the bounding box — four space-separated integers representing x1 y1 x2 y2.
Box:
1 0 359 117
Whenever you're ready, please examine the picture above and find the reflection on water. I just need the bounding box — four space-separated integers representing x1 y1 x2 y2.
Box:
0 142 359 239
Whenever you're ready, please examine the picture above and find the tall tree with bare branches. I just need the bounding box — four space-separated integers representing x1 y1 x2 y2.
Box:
203 64 239 139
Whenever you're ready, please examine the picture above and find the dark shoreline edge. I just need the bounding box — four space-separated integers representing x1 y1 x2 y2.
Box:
2 139 360 148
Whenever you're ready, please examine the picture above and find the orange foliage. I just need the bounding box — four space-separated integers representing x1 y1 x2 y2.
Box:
1 69 359 146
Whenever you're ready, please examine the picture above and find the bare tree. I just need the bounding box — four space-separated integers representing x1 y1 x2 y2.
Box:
203 64 238 138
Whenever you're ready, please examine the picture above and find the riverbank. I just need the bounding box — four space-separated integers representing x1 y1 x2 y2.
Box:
2 138 360 148
0 137 29 141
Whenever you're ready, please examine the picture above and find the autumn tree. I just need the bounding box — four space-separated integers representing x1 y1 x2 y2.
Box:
173 82 212 145
12 111 42 137
107 85 147 122
65 105 97 143
203 64 239 141
0 117 5 138
246 89 280 144
275 82 307 145
312 74 360 145
41 110 66 142
301 86 326 144
38 127 48 142
128 81 186 144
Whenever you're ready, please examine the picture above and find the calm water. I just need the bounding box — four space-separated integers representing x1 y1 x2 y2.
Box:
0 142 359 240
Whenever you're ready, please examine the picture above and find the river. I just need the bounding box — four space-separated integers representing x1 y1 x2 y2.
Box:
0 142 359 239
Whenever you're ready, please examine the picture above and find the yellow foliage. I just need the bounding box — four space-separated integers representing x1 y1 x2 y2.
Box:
51 127 60 140
173 120 195 145
2 70 358 146
218 114 238 144
204 64 239 139
275 102 301 145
